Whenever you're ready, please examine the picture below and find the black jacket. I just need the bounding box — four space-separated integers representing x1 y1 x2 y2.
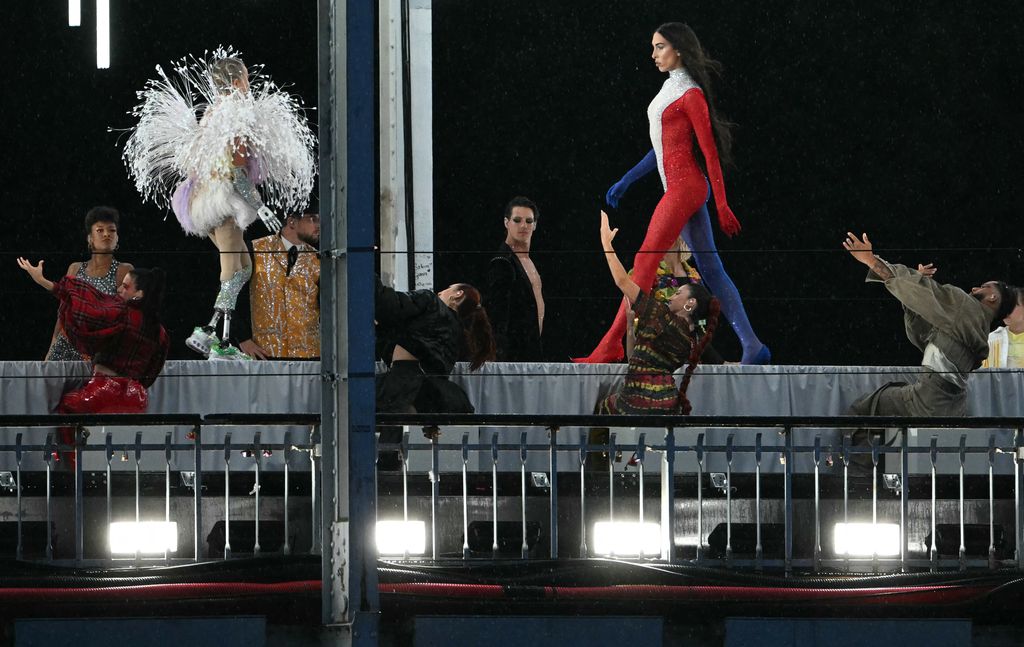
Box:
485 244 544 362
375 277 462 376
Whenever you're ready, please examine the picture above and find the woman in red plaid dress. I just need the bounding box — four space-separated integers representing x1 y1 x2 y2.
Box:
18 259 170 459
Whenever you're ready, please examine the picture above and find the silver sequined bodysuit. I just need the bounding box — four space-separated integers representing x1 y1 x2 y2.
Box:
46 259 122 361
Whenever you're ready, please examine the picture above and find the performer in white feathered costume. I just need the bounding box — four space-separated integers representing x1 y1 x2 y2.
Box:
123 48 316 359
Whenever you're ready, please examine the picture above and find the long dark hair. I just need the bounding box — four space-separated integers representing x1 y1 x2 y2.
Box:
128 267 166 336
453 284 496 371
677 283 720 415
655 22 734 167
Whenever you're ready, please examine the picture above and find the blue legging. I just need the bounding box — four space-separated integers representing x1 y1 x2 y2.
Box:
681 195 765 364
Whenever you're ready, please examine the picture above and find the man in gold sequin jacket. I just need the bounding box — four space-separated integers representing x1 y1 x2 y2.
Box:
234 207 321 359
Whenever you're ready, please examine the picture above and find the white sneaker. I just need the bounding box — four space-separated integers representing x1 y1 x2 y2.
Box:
208 342 252 361
186 326 219 358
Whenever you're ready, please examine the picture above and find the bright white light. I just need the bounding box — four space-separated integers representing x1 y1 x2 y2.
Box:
593 521 661 557
68 0 81 26
376 520 426 556
833 522 900 557
109 521 178 555
96 0 110 69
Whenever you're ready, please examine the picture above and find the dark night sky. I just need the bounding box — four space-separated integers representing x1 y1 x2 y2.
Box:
2 2 1022 365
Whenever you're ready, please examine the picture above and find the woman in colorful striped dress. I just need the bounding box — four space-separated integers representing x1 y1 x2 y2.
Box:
595 211 719 415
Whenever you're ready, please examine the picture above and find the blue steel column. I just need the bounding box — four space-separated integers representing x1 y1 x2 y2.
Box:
319 0 380 641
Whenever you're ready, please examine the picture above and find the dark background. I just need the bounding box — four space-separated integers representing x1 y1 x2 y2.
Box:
3 1 1022 365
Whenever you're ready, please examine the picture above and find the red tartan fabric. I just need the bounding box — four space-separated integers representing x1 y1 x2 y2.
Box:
52 277 169 387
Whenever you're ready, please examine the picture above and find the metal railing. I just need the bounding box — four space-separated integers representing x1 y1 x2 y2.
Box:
4 411 1021 576
377 413 1024 574
0 413 320 565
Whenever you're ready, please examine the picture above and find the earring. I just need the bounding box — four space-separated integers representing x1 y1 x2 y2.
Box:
683 304 694 313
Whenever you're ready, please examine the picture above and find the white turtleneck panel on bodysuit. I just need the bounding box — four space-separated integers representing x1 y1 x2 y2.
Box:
647 68 698 190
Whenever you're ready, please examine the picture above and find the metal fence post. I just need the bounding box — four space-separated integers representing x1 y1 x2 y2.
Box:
754 433 762 568
959 434 966 571
726 433 734 566
636 433 647 559
695 432 704 563
930 435 938 572
283 431 292 556
44 433 54 562
428 426 441 560
75 424 85 563
492 431 500 558
134 431 143 567
661 426 676 562
106 434 114 562
1016 428 1023 569
900 427 908 572
15 433 23 562
812 435 821 572
783 426 793 575
520 431 529 559
224 432 232 560
579 430 588 558
989 434 996 570
253 431 262 556
461 432 470 560
548 426 559 559
165 432 173 564
192 423 204 562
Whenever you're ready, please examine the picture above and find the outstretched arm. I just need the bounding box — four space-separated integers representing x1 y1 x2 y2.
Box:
681 89 741 236
16 258 54 292
843 232 894 280
231 141 281 234
844 232 982 333
606 149 657 209
375 275 436 326
600 211 640 304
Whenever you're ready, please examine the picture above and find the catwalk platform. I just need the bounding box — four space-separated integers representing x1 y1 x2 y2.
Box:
3 360 1022 417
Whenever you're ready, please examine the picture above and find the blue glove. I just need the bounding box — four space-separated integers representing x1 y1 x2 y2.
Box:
605 149 657 208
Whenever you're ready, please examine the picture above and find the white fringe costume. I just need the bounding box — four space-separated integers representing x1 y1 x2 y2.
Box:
123 47 316 237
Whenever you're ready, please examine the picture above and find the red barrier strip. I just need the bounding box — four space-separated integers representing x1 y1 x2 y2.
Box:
0 580 321 601
379 583 993 605
0 580 993 606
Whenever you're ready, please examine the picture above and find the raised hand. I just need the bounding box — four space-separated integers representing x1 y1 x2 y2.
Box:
257 206 282 234
16 257 53 291
917 263 937 278
600 210 619 250
842 232 876 266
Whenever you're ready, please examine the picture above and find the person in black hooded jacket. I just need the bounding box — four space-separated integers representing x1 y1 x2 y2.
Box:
375 276 495 468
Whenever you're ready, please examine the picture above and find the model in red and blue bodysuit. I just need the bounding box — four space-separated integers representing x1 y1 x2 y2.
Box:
578 67 769 364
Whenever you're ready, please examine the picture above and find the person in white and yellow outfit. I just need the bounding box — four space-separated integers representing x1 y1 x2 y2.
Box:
984 287 1024 368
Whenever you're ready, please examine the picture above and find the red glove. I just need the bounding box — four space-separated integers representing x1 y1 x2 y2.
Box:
717 204 742 237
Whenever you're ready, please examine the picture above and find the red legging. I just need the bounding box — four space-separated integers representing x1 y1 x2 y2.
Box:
56 375 148 465
579 181 706 363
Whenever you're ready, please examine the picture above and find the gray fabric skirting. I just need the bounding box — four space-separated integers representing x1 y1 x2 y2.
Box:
1 361 1021 473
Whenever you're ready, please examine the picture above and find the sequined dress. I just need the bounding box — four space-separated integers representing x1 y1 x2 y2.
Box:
46 259 121 361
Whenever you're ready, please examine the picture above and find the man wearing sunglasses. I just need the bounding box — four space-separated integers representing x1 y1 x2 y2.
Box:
485 196 545 361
